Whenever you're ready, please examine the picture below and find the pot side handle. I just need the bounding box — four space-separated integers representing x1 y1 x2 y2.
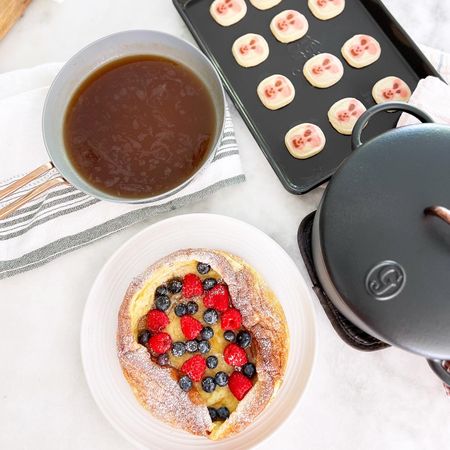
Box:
428 359 450 386
351 102 435 150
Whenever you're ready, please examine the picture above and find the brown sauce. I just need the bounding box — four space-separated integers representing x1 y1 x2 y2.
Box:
64 55 216 198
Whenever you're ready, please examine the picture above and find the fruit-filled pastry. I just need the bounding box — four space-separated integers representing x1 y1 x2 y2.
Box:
117 248 288 440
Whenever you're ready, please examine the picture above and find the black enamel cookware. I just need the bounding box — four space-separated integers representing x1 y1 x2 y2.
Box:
312 102 450 384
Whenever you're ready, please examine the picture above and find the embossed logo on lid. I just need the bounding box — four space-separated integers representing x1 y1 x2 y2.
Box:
365 261 406 301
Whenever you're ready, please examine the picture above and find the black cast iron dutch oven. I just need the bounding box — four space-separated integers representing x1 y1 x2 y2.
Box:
312 102 450 384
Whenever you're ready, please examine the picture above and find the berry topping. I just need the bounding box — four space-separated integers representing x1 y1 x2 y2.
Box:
203 284 230 312
148 332 172 354
155 295 170 311
208 407 218 421
221 308 242 331
157 353 169 366
197 262 211 275
179 375 193 392
172 341 186 357
203 308 219 325
198 340 211 354
138 330 152 346
186 340 198 353
186 301 199 315
242 362 256 379
181 315 203 340
203 278 217 291
146 310 169 332
182 273 203 298
214 371 229 387
175 303 188 317
168 278 183 294
229 371 253 400
201 326 214 340
236 330 252 349
223 343 248 367
201 376 216 393
155 285 169 296
224 330 235 342
206 355 218 369
217 406 230 420
181 355 206 382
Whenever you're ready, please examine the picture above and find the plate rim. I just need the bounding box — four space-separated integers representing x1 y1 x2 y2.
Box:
80 213 317 449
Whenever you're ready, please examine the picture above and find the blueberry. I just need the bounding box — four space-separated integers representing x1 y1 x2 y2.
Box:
157 353 169 366
155 295 170 311
206 355 218 369
217 406 230 420
223 330 235 342
203 308 218 325
202 278 217 291
155 285 169 296
214 371 228 387
172 342 186 357
197 262 211 275
168 278 183 294
138 330 152 346
179 375 192 392
201 326 214 340
236 330 252 349
186 340 198 353
201 376 216 393
242 362 256 379
186 301 199 315
175 303 187 317
198 340 211 354
208 407 218 421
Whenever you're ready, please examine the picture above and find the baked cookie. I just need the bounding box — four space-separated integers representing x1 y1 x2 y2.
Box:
341 34 381 68
372 76 412 104
285 123 326 159
303 53 344 88
270 10 309 43
210 0 247 27
257 75 295 110
328 98 366 135
249 0 282 10
308 0 345 20
117 249 288 440
232 33 269 67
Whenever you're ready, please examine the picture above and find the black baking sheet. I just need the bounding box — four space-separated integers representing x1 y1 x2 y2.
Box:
173 0 440 194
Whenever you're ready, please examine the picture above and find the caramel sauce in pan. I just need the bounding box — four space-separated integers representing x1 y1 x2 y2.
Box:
64 55 216 198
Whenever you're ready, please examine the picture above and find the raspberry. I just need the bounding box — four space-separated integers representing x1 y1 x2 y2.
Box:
146 309 169 332
203 284 230 312
182 273 203 298
223 343 248 367
228 371 253 400
181 355 206 382
221 308 242 331
148 332 172 354
180 315 203 340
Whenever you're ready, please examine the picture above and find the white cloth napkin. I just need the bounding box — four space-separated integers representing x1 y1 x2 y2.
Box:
398 46 450 126
0 63 244 279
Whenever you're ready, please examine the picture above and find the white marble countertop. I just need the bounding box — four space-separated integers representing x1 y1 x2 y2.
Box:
1 1 449 449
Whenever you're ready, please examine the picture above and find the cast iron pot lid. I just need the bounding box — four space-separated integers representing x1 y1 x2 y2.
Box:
319 102 450 360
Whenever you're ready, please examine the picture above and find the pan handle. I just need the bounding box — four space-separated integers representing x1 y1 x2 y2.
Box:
428 359 450 386
351 102 435 150
0 162 68 220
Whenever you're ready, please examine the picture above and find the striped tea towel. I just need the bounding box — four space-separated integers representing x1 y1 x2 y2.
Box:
0 63 245 279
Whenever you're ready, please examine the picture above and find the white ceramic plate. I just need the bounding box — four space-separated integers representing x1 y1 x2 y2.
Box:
81 213 316 449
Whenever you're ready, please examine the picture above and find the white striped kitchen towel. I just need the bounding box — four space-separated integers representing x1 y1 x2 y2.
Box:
0 63 245 279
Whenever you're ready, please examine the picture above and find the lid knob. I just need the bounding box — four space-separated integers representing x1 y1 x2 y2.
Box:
425 206 450 226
